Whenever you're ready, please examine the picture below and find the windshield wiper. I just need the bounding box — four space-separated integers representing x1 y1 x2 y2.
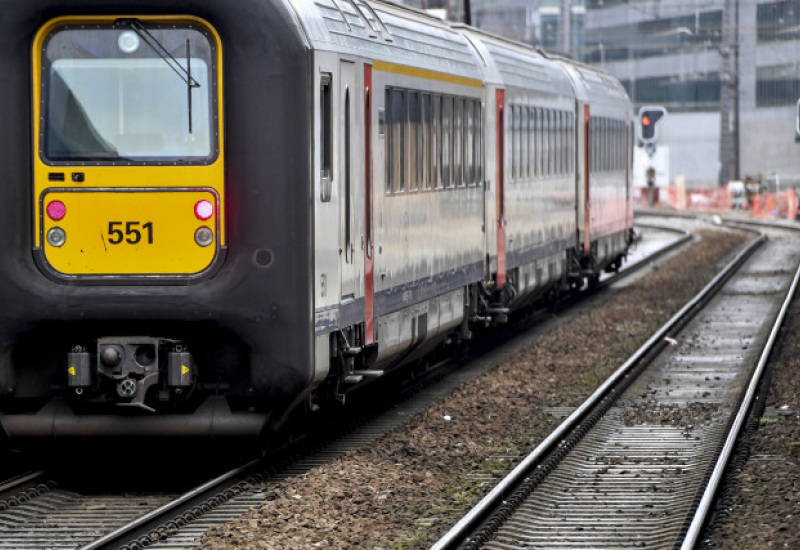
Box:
116 19 200 134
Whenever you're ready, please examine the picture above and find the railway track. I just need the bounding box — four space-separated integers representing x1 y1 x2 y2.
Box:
0 222 690 549
432 220 799 549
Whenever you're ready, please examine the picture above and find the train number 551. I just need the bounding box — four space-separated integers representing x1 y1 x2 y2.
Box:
107 221 154 245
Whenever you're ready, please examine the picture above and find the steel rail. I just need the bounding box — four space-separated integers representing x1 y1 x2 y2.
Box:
431 230 765 550
681 247 800 548
80 459 260 550
0 471 45 494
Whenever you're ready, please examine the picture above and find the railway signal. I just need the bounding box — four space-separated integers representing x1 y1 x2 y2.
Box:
638 106 667 144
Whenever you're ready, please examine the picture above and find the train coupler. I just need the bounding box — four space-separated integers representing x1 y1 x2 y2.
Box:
67 337 196 411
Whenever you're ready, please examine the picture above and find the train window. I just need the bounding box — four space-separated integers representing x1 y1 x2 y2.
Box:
407 91 420 192
514 105 525 179
432 95 442 189
42 23 216 162
521 107 529 180
589 117 594 174
540 108 546 177
390 89 405 193
385 89 391 192
454 98 463 187
474 102 483 185
433 95 442 189
571 113 576 173
533 108 540 177
563 111 568 175
442 96 452 188
526 107 533 179
551 110 557 176
565 112 571 174
320 74 333 197
557 111 564 175
556 111 563 175
423 94 431 190
465 100 474 186
601 118 606 172
510 106 517 181
546 110 553 177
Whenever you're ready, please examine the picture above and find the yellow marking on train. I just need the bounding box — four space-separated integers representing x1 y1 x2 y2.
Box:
41 190 218 276
373 60 483 88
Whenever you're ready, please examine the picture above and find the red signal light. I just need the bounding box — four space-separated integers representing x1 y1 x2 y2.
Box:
194 200 214 221
642 115 652 126
46 200 66 221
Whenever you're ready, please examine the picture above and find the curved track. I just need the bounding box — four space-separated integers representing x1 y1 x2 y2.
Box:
432 219 800 549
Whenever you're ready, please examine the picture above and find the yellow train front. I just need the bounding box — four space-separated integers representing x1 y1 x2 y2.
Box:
0 1 315 444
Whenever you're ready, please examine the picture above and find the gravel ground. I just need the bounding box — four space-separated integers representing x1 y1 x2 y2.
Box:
701 290 800 548
199 228 756 549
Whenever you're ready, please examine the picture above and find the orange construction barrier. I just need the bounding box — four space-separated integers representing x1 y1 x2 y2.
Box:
751 194 762 216
787 188 798 221
764 189 776 217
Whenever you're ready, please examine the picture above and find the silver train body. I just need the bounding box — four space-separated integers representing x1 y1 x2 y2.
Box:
306 2 633 399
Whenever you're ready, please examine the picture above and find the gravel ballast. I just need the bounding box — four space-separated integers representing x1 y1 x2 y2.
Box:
199 227 788 549
701 290 800 549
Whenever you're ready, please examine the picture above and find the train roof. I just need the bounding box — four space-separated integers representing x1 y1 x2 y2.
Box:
285 0 629 109
453 23 575 96
287 0 484 84
550 55 631 112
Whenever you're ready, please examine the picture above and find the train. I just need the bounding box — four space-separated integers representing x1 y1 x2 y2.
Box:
0 0 633 446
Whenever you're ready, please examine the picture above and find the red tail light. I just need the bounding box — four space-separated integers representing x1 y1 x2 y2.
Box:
47 200 66 221
194 200 214 221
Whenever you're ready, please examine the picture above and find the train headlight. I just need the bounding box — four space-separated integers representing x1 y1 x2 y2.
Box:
118 31 140 54
194 200 214 221
195 227 213 247
47 227 66 247
46 200 66 221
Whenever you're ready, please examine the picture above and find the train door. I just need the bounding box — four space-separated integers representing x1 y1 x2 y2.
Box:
339 60 362 300
496 89 506 288
363 64 374 344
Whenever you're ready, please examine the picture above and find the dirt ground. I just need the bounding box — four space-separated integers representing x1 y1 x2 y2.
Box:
199 228 787 549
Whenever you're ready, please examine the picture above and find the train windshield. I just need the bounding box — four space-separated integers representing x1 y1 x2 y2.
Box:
41 24 216 163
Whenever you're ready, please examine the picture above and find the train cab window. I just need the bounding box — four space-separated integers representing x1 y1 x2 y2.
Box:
41 22 216 163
